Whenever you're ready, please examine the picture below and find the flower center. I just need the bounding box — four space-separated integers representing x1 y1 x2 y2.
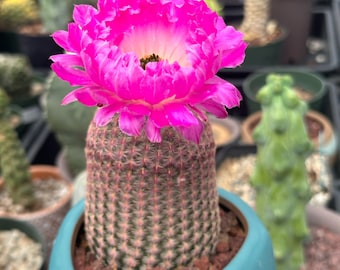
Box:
140 53 161 69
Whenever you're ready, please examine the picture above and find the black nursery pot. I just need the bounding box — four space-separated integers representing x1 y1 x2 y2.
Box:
18 34 63 70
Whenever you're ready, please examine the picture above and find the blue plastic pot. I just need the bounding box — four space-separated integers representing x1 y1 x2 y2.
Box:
49 189 275 270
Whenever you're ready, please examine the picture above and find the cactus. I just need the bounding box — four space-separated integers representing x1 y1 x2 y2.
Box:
0 0 39 31
38 0 97 33
0 54 33 100
238 0 276 45
251 74 314 270
37 0 73 33
0 88 35 209
44 73 95 178
85 117 220 269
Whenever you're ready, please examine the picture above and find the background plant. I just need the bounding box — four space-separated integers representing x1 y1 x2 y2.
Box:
251 74 314 270
239 0 278 45
0 89 35 209
0 0 39 31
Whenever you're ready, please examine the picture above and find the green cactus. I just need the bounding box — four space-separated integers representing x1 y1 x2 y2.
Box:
37 0 72 33
44 73 95 178
38 0 98 33
251 74 314 270
0 0 39 31
85 117 220 269
0 54 33 100
0 88 35 209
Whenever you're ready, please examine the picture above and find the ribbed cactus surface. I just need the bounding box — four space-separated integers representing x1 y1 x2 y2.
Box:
0 89 34 209
85 116 220 269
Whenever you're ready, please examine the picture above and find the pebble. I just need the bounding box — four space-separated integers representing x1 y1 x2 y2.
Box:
0 229 43 270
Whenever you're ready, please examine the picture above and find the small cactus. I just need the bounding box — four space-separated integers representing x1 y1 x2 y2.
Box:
0 0 39 31
0 54 33 100
251 74 314 270
0 88 35 209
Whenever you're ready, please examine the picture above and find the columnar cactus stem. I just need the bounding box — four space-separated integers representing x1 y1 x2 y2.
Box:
238 0 272 45
251 74 314 270
85 116 220 269
0 89 35 209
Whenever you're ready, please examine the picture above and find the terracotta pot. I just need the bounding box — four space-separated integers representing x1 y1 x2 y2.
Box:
49 189 276 270
241 110 337 163
0 165 73 262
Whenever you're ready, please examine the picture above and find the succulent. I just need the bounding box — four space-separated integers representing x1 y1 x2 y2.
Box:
0 88 35 209
239 0 277 45
37 0 72 33
44 73 95 178
37 0 97 34
0 54 33 100
0 0 39 31
85 117 220 269
251 74 314 270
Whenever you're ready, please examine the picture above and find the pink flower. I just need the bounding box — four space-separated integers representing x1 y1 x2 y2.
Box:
50 0 246 143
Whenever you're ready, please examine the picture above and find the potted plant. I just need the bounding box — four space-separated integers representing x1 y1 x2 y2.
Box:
17 0 73 70
49 0 275 269
0 89 73 260
0 217 46 270
249 73 337 269
237 0 287 66
0 53 46 135
0 0 39 53
242 68 327 114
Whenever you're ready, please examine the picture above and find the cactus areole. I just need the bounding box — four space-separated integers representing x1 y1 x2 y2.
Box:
51 0 247 268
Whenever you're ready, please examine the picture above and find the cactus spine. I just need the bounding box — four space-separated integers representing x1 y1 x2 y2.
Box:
85 116 220 269
251 74 313 270
0 89 35 209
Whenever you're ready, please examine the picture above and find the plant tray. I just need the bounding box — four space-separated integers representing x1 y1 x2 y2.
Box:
218 7 338 78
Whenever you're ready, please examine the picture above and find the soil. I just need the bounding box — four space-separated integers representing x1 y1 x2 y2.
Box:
73 206 246 270
72 204 340 270
0 178 69 214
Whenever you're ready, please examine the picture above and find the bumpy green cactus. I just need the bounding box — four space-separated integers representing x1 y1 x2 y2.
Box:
85 117 220 269
0 0 39 31
0 54 33 100
251 74 314 270
0 88 35 209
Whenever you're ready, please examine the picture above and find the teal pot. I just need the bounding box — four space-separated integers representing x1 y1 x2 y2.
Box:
242 69 327 114
0 217 47 270
49 189 275 270
0 31 20 53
